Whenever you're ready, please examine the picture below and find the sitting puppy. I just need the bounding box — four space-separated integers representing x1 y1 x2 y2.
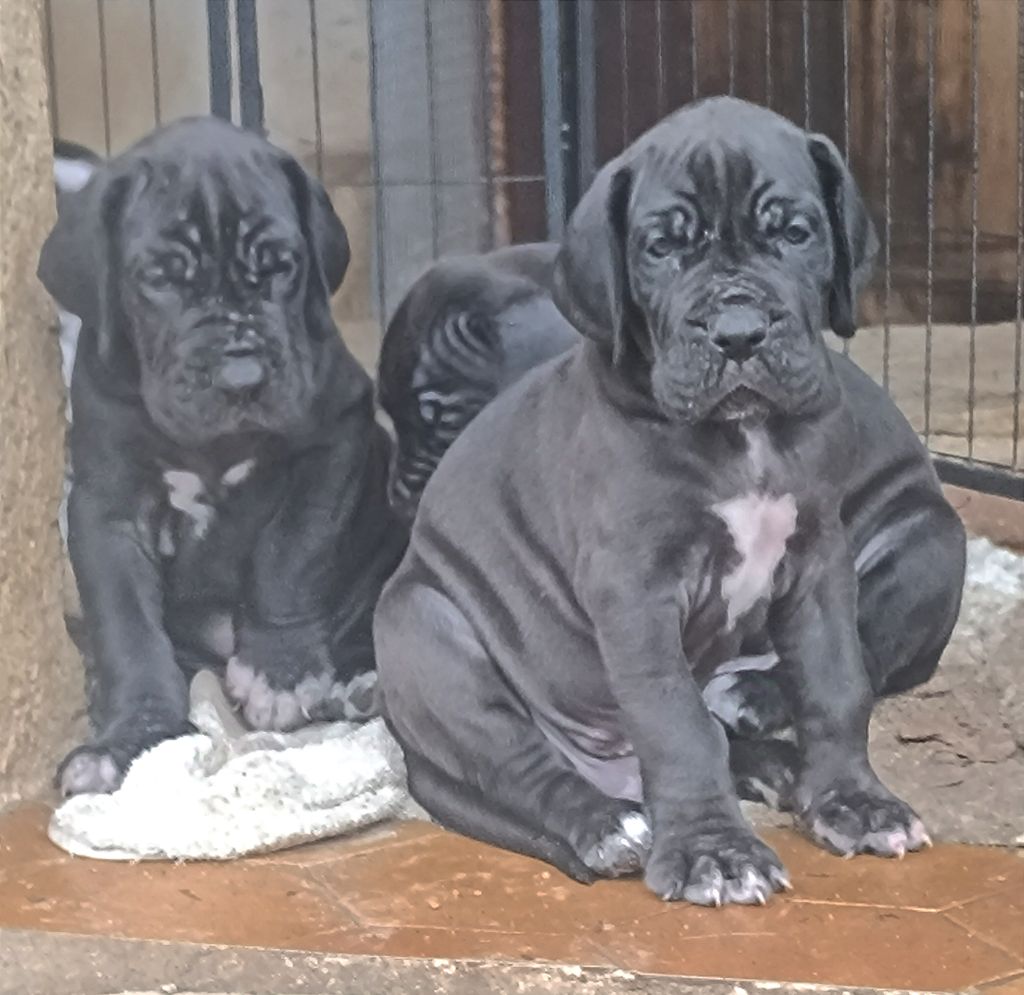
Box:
377 243 577 520
374 97 966 904
38 117 408 796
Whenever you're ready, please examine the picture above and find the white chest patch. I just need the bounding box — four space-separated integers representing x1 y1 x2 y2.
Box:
161 461 257 544
163 470 213 538
712 492 798 627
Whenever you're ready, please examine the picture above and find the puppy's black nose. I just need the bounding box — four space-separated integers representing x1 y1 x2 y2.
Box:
709 306 767 363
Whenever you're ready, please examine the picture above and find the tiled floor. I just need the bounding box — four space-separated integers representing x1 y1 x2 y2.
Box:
0 803 1021 993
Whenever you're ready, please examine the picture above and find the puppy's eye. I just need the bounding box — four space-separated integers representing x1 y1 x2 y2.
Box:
646 236 675 260
646 209 703 259
254 245 295 277
418 396 444 426
783 220 812 245
142 254 189 287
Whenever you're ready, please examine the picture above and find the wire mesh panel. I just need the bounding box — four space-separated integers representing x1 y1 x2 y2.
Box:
572 0 1023 498
41 0 1023 497
44 0 548 374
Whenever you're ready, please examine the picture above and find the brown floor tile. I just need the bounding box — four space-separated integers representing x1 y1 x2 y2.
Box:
315 924 616 965
0 852 356 951
247 818 440 867
0 804 69 868
313 828 668 934
983 973 1024 994
948 889 1024 960
766 830 1024 911
590 898 1021 991
3 804 1021 990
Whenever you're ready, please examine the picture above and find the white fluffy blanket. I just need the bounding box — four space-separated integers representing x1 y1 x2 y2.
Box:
48 671 427 860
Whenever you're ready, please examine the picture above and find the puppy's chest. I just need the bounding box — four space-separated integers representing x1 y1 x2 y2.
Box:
157 459 268 565
694 429 805 630
708 491 797 628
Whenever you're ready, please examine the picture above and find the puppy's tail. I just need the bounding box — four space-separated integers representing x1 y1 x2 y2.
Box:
401 745 597 885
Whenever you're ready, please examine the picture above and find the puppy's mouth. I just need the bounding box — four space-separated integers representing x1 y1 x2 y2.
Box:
709 384 774 421
216 342 268 392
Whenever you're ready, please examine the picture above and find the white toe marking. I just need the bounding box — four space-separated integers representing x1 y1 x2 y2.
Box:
620 811 652 848
713 492 797 627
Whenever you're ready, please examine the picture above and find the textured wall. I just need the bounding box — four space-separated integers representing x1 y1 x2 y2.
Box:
0 0 83 807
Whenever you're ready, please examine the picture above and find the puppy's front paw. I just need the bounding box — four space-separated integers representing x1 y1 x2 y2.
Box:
58 747 122 796
644 825 789 905
225 655 334 731
579 809 652 877
57 717 191 797
801 783 931 858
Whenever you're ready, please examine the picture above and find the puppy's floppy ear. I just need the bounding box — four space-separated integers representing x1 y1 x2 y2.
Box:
37 165 135 367
808 134 878 338
552 163 635 364
280 158 350 336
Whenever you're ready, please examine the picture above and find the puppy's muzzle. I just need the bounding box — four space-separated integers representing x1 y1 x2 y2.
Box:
707 305 768 364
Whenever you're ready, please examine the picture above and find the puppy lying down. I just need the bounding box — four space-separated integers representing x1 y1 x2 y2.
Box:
39 118 408 797
377 243 577 521
374 97 966 905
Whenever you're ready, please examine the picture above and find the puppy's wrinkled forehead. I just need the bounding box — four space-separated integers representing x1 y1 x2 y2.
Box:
119 153 300 251
629 100 821 218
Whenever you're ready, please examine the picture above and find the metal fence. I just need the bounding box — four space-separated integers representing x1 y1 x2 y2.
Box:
44 0 1024 500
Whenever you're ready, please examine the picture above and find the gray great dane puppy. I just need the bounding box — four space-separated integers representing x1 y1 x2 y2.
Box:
38 117 407 796
377 243 577 521
374 97 966 905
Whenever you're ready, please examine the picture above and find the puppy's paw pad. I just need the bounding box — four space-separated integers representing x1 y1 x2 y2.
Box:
582 811 652 877
804 788 930 858
226 657 333 731
58 749 122 797
645 829 787 905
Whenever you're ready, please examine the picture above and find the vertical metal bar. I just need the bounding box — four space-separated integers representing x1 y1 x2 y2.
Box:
423 0 441 258
478 0 497 248
575 0 598 192
882 0 893 390
764 0 772 108
655 0 665 117
801 0 810 129
207 0 233 120
367 0 388 327
96 0 111 154
43 0 58 136
235 0 264 132
968 0 980 458
690 0 699 101
620 0 629 148
841 0 851 357
924 0 936 443
149 0 162 125
1015 0 1024 467
727 0 736 97
539 0 567 240
842 0 850 158
308 0 324 179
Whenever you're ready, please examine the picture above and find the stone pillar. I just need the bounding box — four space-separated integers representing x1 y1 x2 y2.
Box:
0 0 82 807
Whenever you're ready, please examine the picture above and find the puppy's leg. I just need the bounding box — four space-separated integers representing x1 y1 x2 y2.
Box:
583 563 789 905
376 578 650 881
853 499 966 697
59 489 191 796
770 527 930 858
